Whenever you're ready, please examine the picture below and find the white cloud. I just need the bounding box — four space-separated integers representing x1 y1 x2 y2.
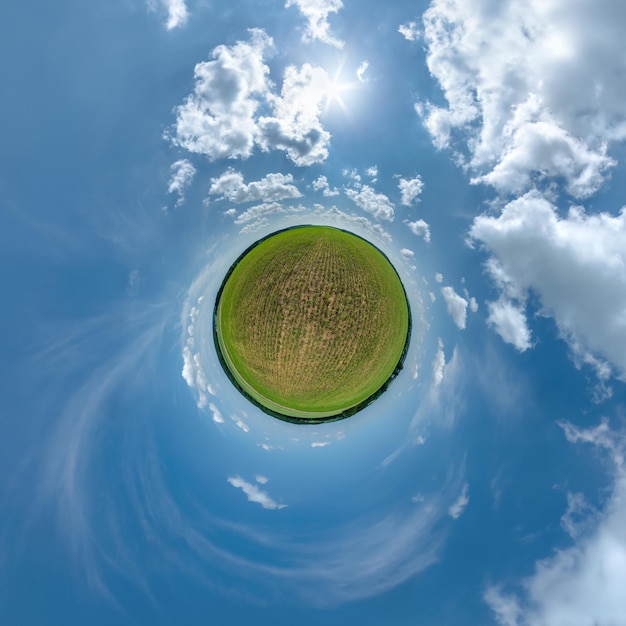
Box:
486 299 532 353
434 272 443 283
401 248 415 259
345 185 395 221
286 0 344 48
209 403 224 424
167 159 196 207
432 338 445 387
405 219 431 242
231 414 250 433
233 201 306 226
343 168 361 182
421 0 626 198
227 476 287 510
469 297 478 313
366 165 378 179
312 175 339 196
158 0 188 30
398 175 424 205
448 483 469 519
560 492 598 540
171 30 331 166
485 419 626 626
181 305 214 409
258 63 332 166
398 21 421 41
471 192 626 376
209 169 302 204
255 475 268 485
311 441 331 448
441 286 468 330
171 29 271 161
357 61 369 83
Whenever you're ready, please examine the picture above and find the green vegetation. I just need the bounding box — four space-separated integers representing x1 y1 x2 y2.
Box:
214 225 410 421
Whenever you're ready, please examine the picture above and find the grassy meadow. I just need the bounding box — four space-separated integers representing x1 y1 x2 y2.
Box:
215 226 410 419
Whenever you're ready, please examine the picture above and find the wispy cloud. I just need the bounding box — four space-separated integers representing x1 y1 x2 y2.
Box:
485 420 626 626
448 483 469 519
432 338 445 387
167 159 196 207
153 0 188 30
398 21 421 41
227 476 287 510
209 403 224 424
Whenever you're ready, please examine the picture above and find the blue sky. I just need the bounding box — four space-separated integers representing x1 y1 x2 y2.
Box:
2 0 626 624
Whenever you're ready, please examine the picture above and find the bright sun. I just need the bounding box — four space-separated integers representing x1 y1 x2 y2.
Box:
322 62 365 114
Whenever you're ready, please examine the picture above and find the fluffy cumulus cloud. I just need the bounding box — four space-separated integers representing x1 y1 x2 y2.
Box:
258 63 332 166
405 219 431 243
209 169 302 204
167 159 196 206
421 0 626 198
471 192 626 378
486 299 532 353
227 476 287 510
345 185 395 221
398 175 424 206
285 0 344 48
171 30 331 166
441 286 468 330
485 419 626 626
171 29 271 160
312 175 339 196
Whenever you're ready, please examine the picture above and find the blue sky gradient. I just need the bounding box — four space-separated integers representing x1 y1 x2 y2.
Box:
2 1 626 625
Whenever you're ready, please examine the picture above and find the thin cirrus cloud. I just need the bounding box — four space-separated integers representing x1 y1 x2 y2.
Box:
432 338 445 387
169 29 333 166
448 483 469 519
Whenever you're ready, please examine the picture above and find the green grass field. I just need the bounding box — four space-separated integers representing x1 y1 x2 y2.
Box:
215 226 410 419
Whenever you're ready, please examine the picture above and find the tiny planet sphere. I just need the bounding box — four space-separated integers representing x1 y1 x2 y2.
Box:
214 225 411 423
